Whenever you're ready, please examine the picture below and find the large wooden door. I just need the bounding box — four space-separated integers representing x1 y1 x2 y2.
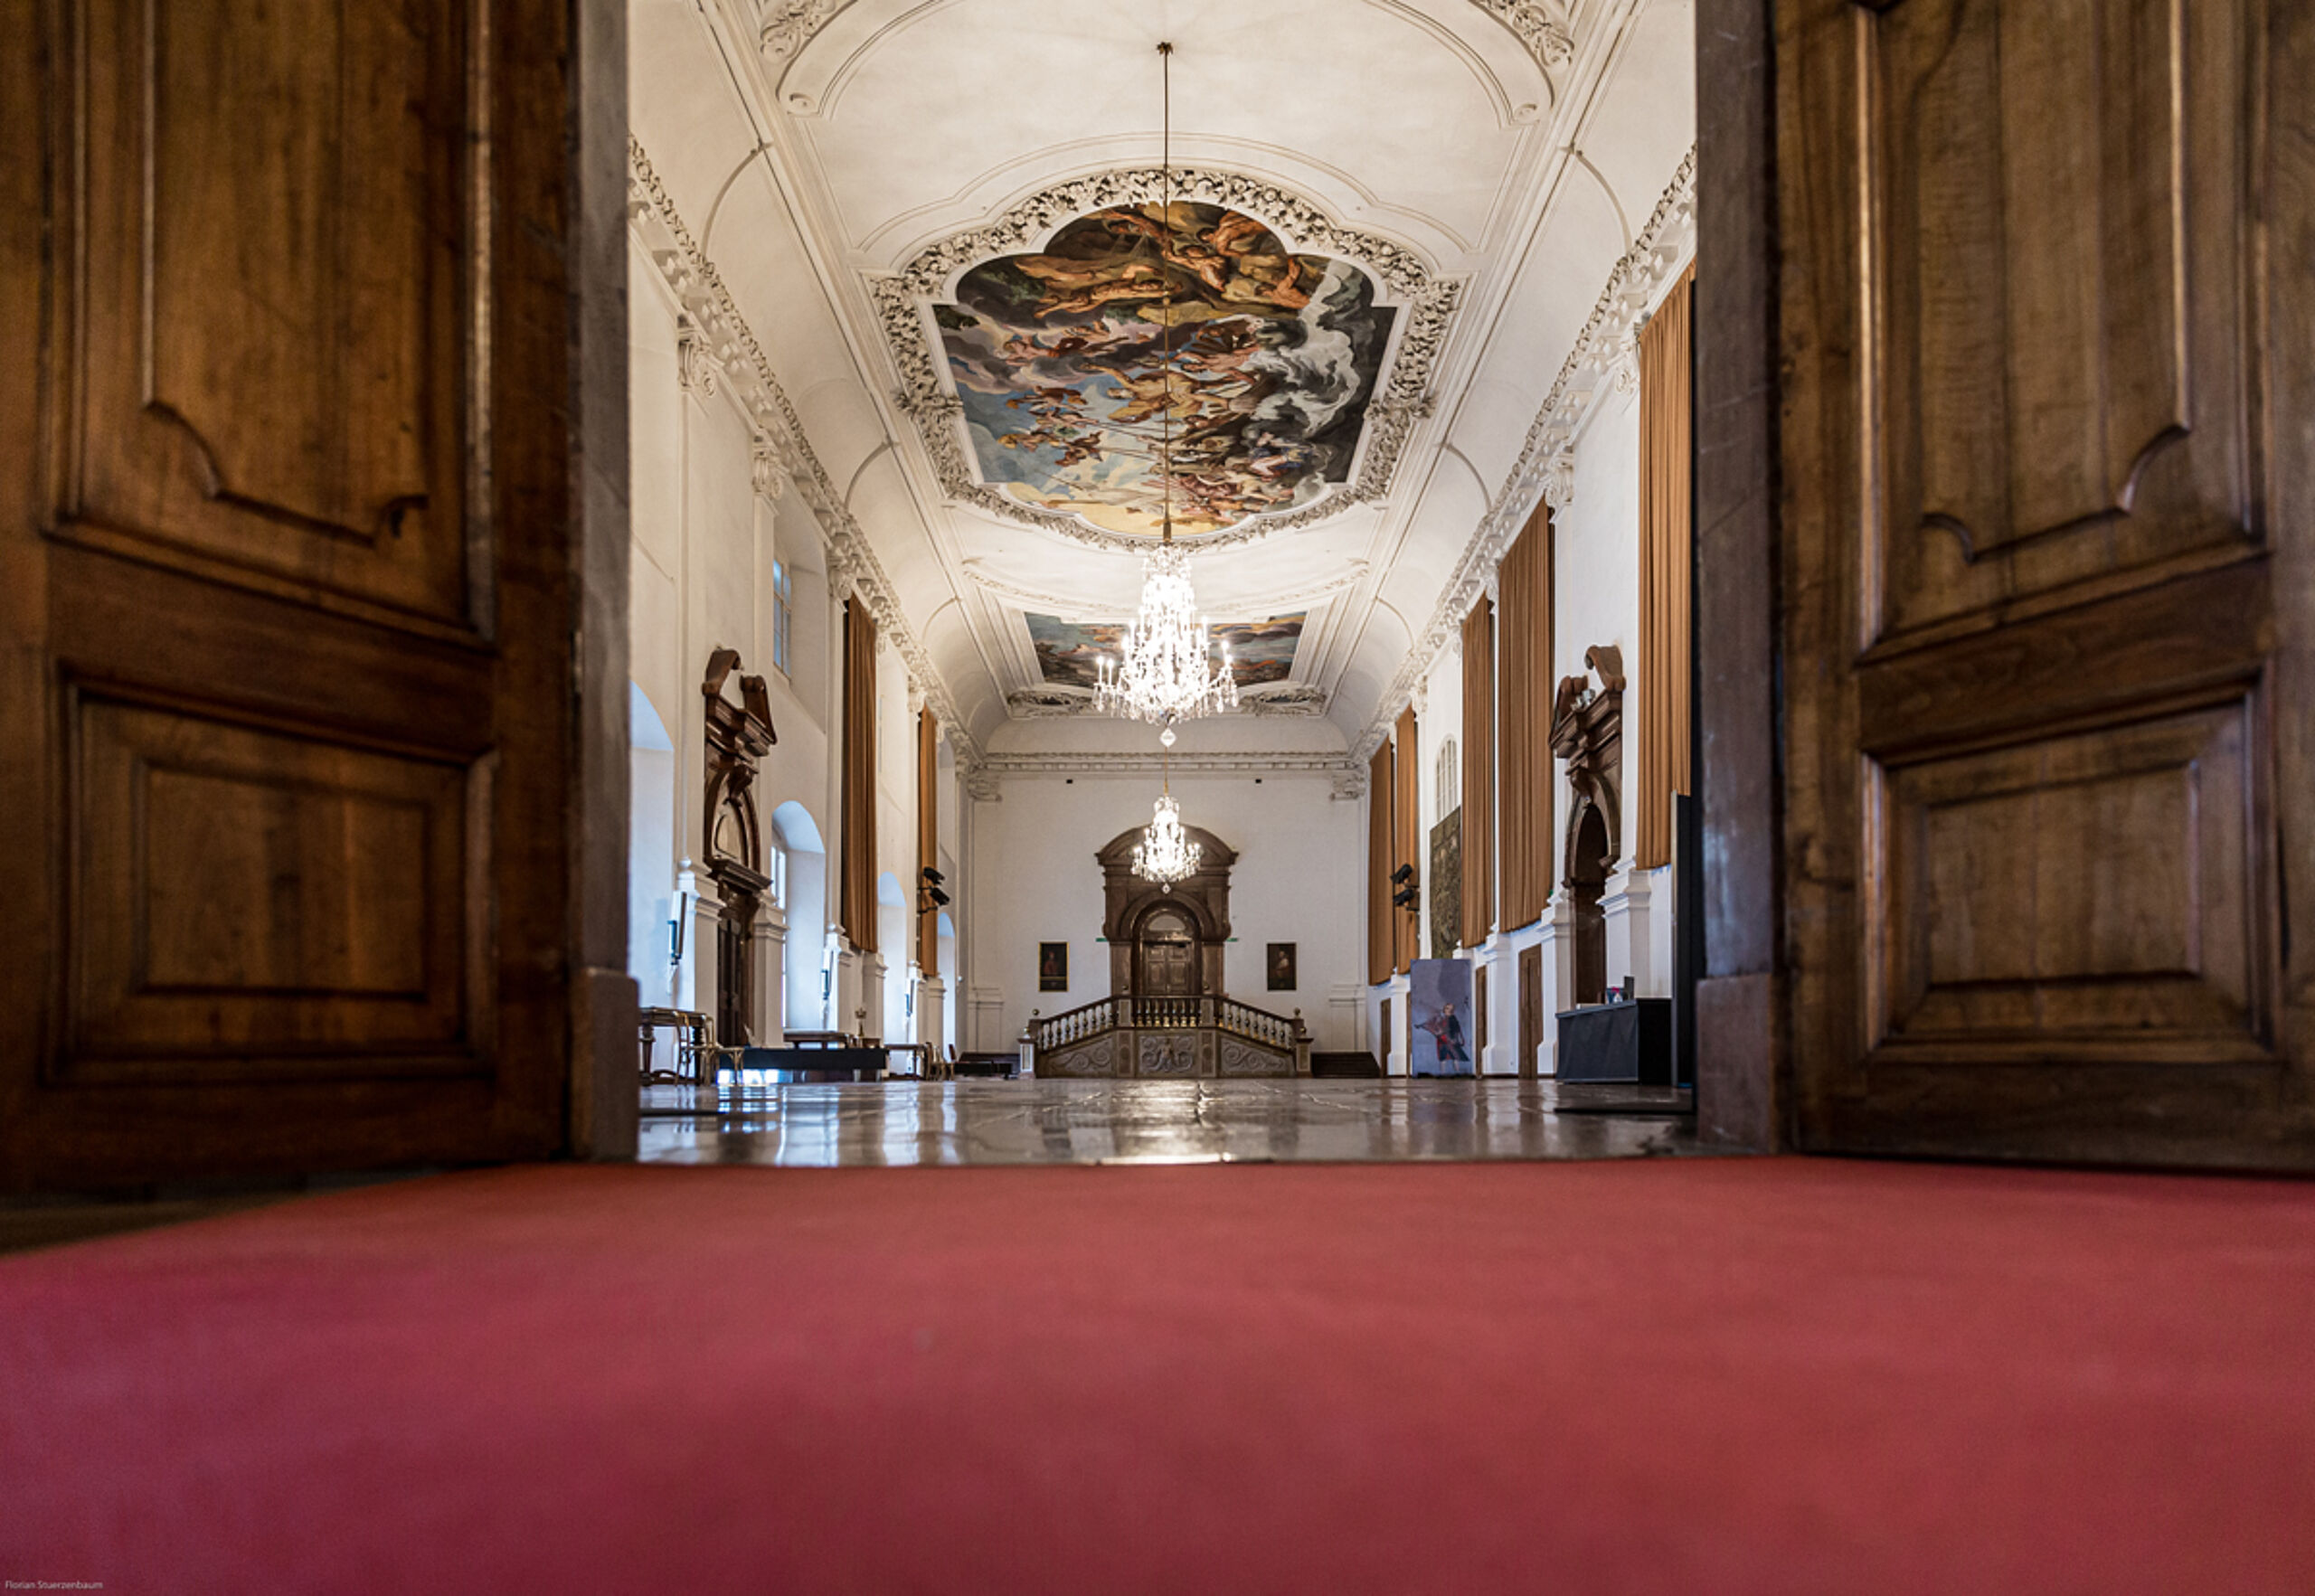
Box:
1135 909 1197 998
1779 0 2312 1165
0 0 617 1187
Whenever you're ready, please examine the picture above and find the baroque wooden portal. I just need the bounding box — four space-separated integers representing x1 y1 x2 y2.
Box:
1552 645 1625 1008
1097 825 1237 998
702 649 776 1048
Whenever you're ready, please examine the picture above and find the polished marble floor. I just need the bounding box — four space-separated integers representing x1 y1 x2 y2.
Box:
638 1078 1699 1167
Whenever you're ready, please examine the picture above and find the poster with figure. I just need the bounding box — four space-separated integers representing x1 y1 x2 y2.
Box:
1409 958 1475 1077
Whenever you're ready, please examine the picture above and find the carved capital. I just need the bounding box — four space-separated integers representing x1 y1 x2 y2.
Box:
675 316 719 397
751 432 793 502
1541 453 1577 512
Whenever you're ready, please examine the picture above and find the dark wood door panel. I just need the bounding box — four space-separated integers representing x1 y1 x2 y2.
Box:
65 692 490 1081
1863 0 2260 645
1781 0 2310 1166
1870 694 2270 1065
53 0 476 628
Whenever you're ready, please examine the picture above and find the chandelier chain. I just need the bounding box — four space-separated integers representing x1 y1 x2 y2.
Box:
1095 40 1240 745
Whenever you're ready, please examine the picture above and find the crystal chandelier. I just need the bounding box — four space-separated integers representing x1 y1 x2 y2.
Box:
1094 543 1238 745
1093 40 1240 750
1132 770 1202 892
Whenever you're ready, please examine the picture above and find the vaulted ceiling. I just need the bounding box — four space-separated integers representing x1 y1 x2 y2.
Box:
628 0 1695 761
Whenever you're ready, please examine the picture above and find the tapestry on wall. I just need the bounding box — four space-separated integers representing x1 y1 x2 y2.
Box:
1408 958 1475 1078
1429 808 1462 961
937 203 1396 538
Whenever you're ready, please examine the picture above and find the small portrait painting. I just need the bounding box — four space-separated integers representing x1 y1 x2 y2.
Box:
1266 942 1297 992
1038 940 1069 992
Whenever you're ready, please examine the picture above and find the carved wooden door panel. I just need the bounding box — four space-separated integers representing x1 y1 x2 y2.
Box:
0 0 590 1185
1138 939 1195 998
1779 0 2312 1165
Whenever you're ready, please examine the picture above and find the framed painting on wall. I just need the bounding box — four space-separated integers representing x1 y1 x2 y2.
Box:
1038 941 1069 992
1266 942 1297 991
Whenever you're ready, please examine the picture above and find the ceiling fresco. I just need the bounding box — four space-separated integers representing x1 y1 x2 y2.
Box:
937 203 1395 538
1026 611 1306 691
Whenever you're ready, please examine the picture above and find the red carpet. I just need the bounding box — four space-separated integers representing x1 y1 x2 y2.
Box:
3 1157 2312 1593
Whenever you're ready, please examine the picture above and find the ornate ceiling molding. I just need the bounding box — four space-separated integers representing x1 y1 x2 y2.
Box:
1353 146 1696 764
1006 682 1330 721
628 135 986 770
1469 0 1578 76
962 561 1367 622
871 166 1464 553
975 750 1362 782
759 1 1580 90
758 0 838 64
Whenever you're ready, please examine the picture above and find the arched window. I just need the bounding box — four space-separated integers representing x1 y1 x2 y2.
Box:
770 561 794 675
1436 737 1460 817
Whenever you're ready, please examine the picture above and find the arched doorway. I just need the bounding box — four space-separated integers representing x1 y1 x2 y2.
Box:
1132 902 1200 997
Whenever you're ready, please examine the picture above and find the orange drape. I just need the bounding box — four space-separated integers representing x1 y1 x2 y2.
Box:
1366 741 1394 986
1394 707 1419 973
1636 265 1695 869
839 599 877 951
1498 504 1554 931
1459 597 1495 949
915 708 938 971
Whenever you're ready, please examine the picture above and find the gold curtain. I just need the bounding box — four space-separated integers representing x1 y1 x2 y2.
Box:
915 708 938 971
839 598 878 952
1366 741 1394 986
1394 706 1419 975
1498 503 1554 931
1459 597 1495 949
1636 265 1695 869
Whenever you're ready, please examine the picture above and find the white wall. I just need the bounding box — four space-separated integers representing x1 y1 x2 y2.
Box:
967 770 1363 1052
626 219 944 1044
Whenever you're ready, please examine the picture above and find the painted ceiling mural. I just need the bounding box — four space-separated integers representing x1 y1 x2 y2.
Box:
936 203 1395 539
1026 612 1306 691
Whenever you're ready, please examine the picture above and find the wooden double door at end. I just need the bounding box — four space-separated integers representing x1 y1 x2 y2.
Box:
0 0 611 1188
1778 0 2313 1166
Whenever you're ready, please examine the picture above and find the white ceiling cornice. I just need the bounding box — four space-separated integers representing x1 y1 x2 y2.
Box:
1350 145 1696 764
627 133 987 770
973 750 1367 802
